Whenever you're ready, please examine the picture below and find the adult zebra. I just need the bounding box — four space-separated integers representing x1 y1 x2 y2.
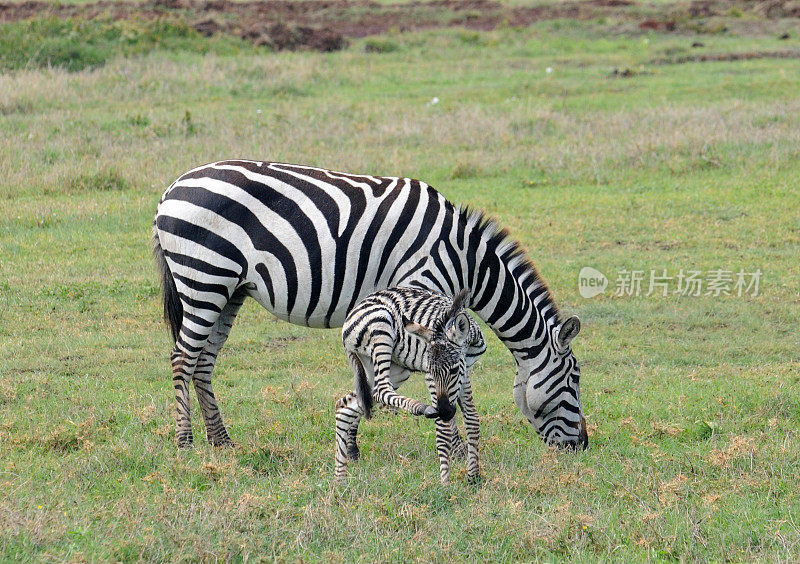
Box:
152 160 588 450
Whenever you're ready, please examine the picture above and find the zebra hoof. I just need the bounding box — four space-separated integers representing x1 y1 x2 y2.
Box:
467 473 483 486
209 436 235 448
423 406 439 419
176 436 194 449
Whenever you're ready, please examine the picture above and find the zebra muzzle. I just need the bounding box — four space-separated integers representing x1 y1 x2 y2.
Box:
436 395 456 422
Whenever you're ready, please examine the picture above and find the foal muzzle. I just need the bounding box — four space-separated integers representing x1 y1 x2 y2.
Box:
436 395 456 422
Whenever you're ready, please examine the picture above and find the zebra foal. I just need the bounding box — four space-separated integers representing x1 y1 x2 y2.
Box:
334 288 485 485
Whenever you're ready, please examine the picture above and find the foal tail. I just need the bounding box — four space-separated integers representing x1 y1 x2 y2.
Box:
349 352 373 420
152 224 183 343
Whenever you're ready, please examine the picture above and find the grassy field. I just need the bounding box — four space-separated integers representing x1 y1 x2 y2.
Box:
2 8 800 561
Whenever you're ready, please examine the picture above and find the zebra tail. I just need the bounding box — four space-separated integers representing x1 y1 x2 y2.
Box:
349 352 373 420
152 224 182 343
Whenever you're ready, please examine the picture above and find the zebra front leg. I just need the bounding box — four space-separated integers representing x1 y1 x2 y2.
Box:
460 381 481 483
425 378 455 485
370 347 436 417
192 290 246 447
372 376 437 418
334 392 363 481
434 417 455 485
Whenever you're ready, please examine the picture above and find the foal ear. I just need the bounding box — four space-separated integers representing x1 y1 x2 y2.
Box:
451 288 470 312
440 288 470 343
447 312 471 346
556 316 581 352
403 316 435 343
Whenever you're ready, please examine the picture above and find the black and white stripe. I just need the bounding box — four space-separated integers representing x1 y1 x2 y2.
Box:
335 288 483 484
152 160 587 450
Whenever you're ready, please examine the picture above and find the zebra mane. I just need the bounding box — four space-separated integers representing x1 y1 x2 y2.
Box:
456 205 562 324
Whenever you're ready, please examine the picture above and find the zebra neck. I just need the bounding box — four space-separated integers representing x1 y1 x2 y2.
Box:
457 212 561 368
403 205 561 373
469 261 559 358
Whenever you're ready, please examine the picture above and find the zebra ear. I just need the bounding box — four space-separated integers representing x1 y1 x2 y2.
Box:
441 288 470 342
452 288 470 311
404 317 435 343
447 312 470 346
556 316 581 352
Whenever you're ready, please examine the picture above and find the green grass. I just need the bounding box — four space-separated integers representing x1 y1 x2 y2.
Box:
0 17 253 72
2 16 800 561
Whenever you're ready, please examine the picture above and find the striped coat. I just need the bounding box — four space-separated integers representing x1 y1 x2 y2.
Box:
335 288 483 484
153 160 587 450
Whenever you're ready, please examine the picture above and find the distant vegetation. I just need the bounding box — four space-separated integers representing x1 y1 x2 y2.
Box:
0 18 250 72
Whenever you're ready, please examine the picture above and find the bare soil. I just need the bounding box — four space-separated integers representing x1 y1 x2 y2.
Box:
652 48 800 63
0 0 799 51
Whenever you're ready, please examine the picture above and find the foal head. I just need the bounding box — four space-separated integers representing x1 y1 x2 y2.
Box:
404 289 471 422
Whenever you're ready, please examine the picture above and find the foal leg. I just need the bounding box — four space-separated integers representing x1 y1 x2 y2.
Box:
424 378 454 485
192 289 247 446
346 362 409 459
460 379 481 483
370 346 436 417
334 392 364 480
453 353 482 459
449 366 474 460
449 420 468 460
435 418 455 485
345 413 362 460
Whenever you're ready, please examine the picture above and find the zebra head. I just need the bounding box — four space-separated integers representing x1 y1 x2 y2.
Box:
513 315 588 450
404 290 471 422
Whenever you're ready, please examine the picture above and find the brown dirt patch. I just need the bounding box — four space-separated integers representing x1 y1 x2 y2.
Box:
639 19 677 31
688 0 800 18
652 49 800 64
1 0 800 52
0 0 621 51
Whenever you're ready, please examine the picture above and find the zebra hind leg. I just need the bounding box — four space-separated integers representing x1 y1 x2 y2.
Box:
171 316 226 448
192 289 247 447
335 392 364 481
345 351 371 460
346 415 362 460
345 360 412 460
171 345 199 448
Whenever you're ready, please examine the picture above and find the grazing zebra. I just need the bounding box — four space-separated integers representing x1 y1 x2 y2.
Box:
334 288 483 485
152 160 588 450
